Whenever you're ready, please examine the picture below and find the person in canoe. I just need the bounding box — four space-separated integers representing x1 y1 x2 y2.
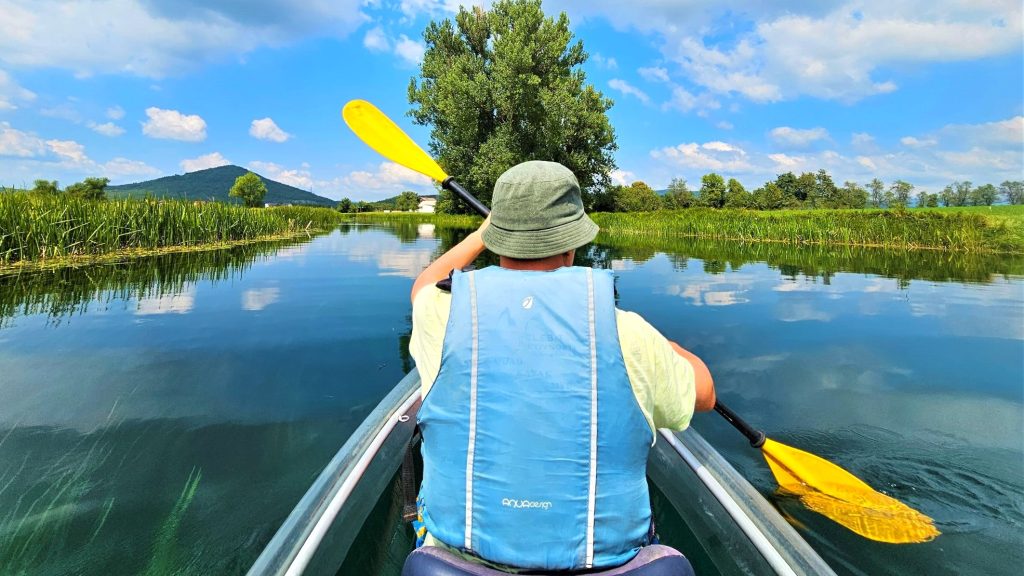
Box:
406 160 716 575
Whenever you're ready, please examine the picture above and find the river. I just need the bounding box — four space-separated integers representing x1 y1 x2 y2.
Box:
0 223 1021 575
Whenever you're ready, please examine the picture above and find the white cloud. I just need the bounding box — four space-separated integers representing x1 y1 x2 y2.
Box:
856 156 877 171
0 70 36 111
142 107 206 142
249 160 314 189
106 105 125 120
0 0 365 78
900 136 937 148
0 122 46 157
769 126 830 148
645 113 1022 189
40 103 81 123
651 141 752 172
751 8 1021 101
87 121 125 137
364 26 390 52
938 115 1023 148
181 152 231 173
638 66 670 83
608 79 650 104
394 34 426 66
398 0 462 19
593 53 619 70
662 85 719 114
0 122 158 183
552 1 1022 103
249 117 292 143
320 161 435 199
102 157 161 178
716 120 734 130
768 153 804 169
610 169 636 186
46 139 88 164
851 132 876 151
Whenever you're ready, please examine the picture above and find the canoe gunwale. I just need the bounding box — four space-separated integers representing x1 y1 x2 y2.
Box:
247 371 421 576
249 371 836 576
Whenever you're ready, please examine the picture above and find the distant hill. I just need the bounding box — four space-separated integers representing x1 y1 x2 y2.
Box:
108 165 335 207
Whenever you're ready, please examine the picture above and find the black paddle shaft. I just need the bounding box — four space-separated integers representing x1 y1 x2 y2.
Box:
714 401 766 448
445 176 768 452
442 178 491 216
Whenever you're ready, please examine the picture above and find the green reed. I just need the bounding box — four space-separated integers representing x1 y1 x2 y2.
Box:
590 208 1023 253
0 193 346 265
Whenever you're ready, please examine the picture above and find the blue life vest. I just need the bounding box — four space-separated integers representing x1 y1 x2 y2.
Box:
418 266 653 571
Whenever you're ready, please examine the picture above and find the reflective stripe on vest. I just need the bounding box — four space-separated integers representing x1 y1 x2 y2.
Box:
418 266 652 570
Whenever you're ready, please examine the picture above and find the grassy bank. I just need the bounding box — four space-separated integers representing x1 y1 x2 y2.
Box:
590 207 1024 253
0 193 346 268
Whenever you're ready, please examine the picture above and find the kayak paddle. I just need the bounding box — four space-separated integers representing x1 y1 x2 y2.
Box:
341 99 940 544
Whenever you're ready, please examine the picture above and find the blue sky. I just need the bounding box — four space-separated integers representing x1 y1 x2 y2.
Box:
1 0 1021 200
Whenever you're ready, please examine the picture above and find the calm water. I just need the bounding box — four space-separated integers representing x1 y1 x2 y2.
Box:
0 223 1021 575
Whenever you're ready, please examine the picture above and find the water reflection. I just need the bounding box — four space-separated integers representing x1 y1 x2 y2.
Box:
0 223 1020 576
588 234 1024 285
0 238 313 326
242 287 281 311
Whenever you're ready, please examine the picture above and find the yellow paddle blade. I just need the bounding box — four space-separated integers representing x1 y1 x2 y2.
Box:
342 100 449 183
762 438 940 544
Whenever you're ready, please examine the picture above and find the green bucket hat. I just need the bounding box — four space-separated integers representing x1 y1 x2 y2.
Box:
481 161 599 259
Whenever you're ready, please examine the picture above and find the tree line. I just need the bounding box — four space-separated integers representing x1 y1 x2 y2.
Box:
336 190 420 213
589 171 1024 213
23 171 273 208
29 178 112 200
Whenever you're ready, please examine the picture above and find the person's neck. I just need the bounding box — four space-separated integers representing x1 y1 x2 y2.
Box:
499 254 571 271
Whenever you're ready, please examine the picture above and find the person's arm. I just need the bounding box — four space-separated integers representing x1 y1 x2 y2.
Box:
411 217 489 303
669 341 715 411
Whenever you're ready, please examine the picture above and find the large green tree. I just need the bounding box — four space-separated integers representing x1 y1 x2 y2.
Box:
813 169 837 208
395 191 421 211
750 182 794 210
838 181 868 209
724 178 750 208
32 179 59 195
65 177 109 200
889 180 914 208
662 177 695 209
699 173 727 208
868 178 885 208
953 181 973 207
408 0 616 213
229 172 267 207
336 198 353 212
1000 180 1024 205
615 181 661 212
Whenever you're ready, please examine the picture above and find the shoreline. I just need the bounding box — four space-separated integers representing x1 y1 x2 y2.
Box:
343 207 1024 254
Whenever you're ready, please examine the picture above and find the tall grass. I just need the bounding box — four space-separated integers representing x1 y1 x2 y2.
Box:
0 193 346 265
591 208 1023 253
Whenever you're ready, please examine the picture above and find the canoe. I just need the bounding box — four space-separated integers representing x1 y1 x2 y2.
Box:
247 371 837 576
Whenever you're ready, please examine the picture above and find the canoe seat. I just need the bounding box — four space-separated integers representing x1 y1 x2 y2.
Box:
402 544 696 576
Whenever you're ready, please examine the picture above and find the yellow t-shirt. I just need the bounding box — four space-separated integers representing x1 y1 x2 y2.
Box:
409 283 696 437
